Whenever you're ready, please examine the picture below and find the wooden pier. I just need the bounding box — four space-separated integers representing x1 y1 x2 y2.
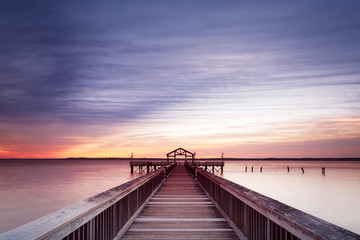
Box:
123 165 237 239
1 163 359 240
130 160 224 174
130 160 168 173
193 161 224 173
131 148 223 174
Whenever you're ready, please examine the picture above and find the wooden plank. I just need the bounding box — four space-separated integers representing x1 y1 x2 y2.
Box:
135 218 226 222
130 221 231 230
147 202 213 205
153 195 207 197
127 229 234 232
151 197 209 200
122 231 238 240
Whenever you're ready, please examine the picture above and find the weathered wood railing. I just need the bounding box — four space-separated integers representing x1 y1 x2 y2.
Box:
185 163 359 240
192 161 224 166
164 162 176 177
0 163 176 240
130 160 170 173
185 161 197 176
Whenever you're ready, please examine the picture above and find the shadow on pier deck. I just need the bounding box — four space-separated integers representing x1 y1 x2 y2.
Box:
123 165 237 239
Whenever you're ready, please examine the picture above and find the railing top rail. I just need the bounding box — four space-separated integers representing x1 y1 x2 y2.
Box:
191 161 224 165
0 168 166 240
130 161 168 164
164 163 176 168
185 162 196 168
196 168 359 240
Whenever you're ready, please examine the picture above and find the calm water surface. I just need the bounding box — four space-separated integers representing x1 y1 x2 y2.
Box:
0 159 359 235
0 159 143 233
221 160 360 234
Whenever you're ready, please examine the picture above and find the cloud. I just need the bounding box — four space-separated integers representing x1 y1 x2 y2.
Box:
1 1 360 157
1 1 360 122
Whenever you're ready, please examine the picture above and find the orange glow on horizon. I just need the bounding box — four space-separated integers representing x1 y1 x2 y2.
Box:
1 116 360 159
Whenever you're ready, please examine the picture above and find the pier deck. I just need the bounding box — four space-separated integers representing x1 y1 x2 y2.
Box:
123 165 238 239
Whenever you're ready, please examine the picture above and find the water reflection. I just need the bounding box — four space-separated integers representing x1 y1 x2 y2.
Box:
219 161 360 234
0 160 142 233
1 160 359 235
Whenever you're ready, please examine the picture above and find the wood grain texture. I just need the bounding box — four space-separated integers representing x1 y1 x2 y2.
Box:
122 165 239 240
0 167 168 240
192 164 360 240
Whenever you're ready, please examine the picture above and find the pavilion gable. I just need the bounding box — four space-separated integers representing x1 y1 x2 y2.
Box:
166 147 195 163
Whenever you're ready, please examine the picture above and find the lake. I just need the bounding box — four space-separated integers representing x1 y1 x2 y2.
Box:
0 159 359 235
220 160 360 235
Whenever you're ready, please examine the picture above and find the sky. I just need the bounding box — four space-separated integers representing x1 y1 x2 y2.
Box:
0 0 360 158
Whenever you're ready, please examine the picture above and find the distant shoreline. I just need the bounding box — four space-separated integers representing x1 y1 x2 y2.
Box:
1 157 360 161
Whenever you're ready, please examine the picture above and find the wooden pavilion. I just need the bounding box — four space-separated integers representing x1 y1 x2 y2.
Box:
166 147 195 164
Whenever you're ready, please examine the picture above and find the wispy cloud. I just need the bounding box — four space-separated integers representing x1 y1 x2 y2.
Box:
1 1 360 157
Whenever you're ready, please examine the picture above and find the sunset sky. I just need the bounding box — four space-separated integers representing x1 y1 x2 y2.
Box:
1 1 360 158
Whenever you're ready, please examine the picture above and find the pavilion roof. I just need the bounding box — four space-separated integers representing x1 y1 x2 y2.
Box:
166 147 195 156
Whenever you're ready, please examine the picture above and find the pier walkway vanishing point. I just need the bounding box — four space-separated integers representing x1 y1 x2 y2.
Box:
123 165 238 239
1 163 359 240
